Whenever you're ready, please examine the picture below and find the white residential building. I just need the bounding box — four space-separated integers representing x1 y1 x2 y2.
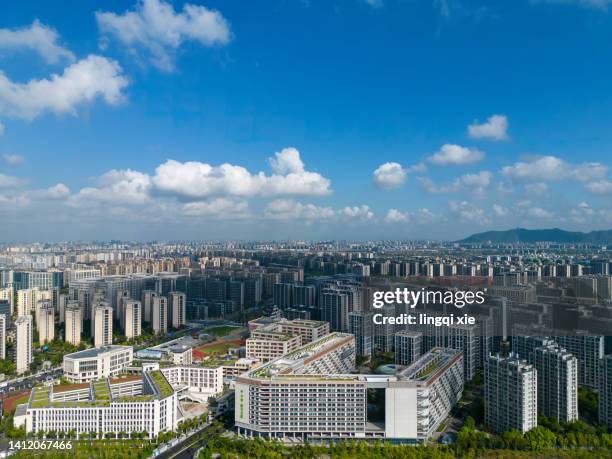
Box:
15 315 33 374
94 303 113 347
485 353 537 434
65 305 82 346
169 291 186 328
160 364 223 400
124 300 142 339
152 296 167 335
533 343 578 423
0 314 6 359
36 304 55 344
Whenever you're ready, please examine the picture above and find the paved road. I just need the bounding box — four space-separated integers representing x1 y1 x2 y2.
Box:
0 367 63 396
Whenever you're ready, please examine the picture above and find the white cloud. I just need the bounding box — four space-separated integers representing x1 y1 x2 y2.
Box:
420 170 491 194
385 209 410 223
372 161 426 190
339 205 374 220
0 174 27 188
384 207 440 224
373 162 406 189
2 154 24 165
0 20 75 64
152 149 331 199
585 179 612 195
526 207 555 219
182 198 247 217
501 156 606 182
29 183 70 200
427 144 485 166
493 204 510 217
268 147 304 175
468 114 509 141
264 199 335 220
449 201 490 226
70 169 151 206
96 0 231 71
0 55 128 121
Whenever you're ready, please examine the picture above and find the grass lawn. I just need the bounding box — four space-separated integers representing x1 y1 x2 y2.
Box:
202 325 241 337
196 340 241 355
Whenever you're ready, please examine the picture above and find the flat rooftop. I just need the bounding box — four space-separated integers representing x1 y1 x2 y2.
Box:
65 345 131 359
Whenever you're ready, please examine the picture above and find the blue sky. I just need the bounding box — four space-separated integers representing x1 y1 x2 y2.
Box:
1 0 612 241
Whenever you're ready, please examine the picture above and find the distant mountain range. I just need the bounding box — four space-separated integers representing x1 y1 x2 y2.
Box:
459 228 612 244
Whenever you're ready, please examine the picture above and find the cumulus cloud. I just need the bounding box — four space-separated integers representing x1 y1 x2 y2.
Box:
501 156 606 182
585 179 612 195
427 144 485 166
70 169 151 206
0 55 128 121
0 20 75 64
339 205 374 220
0 173 27 188
182 198 247 217
419 171 491 194
373 161 425 190
468 114 509 141
384 207 440 224
96 0 231 71
264 199 335 220
385 209 410 223
2 154 24 165
373 162 406 189
449 201 490 226
152 148 331 199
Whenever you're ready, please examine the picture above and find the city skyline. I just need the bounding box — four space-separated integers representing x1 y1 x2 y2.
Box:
2 0 612 241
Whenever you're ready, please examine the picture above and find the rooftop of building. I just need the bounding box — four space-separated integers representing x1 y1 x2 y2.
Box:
64 345 132 359
246 332 354 380
397 347 463 383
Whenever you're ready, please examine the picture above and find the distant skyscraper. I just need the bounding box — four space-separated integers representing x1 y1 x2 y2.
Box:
0 314 6 360
348 311 373 358
152 296 168 335
395 330 422 366
169 292 186 329
58 293 69 324
36 305 55 344
65 306 82 346
273 283 293 309
321 288 350 332
142 290 157 324
94 303 113 347
600 355 612 430
15 315 32 374
124 300 142 339
533 344 578 423
0 300 11 330
485 354 537 434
